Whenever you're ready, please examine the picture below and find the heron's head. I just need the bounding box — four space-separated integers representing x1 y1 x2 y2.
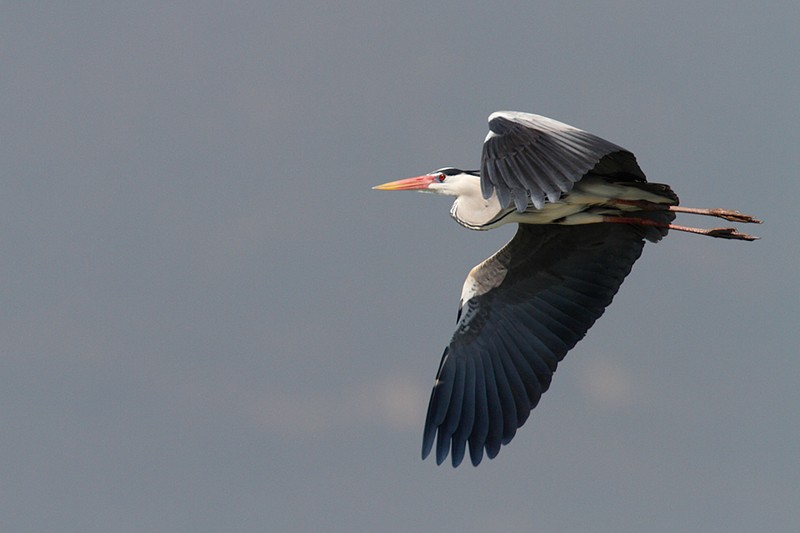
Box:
373 168 481 198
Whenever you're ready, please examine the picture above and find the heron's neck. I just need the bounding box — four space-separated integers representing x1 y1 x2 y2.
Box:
450 190 504 230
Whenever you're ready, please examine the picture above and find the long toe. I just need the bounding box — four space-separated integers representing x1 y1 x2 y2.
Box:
706 227 759 241
711 209 763 224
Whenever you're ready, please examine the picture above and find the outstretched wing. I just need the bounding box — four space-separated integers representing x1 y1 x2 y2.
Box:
421 223 649 467
481 111 645 211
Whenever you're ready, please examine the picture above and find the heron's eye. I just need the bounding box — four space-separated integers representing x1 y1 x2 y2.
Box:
437 173 446 182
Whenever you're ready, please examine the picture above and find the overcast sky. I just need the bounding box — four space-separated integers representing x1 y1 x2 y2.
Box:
3 2 799 531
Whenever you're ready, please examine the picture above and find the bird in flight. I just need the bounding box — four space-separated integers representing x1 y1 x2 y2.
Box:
374 111 761 467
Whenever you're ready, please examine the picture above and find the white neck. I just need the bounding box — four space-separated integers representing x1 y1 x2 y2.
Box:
433 174 504 230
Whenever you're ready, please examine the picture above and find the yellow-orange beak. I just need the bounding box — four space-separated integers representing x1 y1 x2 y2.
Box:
372 174 438 191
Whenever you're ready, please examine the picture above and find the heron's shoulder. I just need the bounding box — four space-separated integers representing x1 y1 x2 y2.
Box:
459 260 506 309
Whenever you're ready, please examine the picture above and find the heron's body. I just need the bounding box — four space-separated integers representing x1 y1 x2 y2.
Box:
374 111 760 467
448 174 677 230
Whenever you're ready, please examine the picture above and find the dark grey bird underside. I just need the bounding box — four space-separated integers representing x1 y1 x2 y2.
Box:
421 220 669 467
481 111 646 211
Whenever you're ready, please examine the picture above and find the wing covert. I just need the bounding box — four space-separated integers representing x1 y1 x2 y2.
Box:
481 111 644 211
421 223 650 466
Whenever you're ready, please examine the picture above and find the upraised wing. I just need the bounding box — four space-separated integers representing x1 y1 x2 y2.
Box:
421 223 652 467
481 111 645 211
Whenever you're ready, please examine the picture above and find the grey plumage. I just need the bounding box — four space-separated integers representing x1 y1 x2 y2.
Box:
481 112 635 211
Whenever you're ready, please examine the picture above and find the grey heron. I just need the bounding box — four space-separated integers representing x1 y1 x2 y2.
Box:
374 111 760 467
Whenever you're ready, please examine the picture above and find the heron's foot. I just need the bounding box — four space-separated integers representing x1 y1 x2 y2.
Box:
704 209 762 224
705 227 759 241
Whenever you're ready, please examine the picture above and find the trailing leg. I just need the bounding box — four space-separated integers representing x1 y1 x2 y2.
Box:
611 199 762 224
602 215 759 241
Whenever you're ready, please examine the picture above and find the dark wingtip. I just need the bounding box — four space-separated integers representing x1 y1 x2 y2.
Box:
468 442 484 466
451 446 465 468
435 431 451 465
421 423 435 460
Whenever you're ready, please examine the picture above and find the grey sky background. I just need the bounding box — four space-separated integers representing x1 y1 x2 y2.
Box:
3 2 799 531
